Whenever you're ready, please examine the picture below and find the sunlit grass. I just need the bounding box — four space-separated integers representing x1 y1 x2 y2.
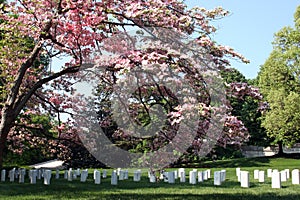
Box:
0 157 300 200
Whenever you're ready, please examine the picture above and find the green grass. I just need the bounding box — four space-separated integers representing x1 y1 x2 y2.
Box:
1 157 300 200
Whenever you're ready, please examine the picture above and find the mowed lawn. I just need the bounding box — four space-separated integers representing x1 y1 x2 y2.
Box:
0 157 300 200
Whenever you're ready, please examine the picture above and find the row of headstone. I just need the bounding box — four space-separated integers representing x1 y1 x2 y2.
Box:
149 168 212 184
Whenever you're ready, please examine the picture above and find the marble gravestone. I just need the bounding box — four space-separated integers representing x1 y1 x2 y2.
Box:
240 171 250 188
292 169 300 185
94 170 101 184
214 171 221 186
1 169 5 182
271 170 281 189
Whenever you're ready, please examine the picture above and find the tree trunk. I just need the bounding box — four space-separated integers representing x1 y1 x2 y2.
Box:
277 141 284 156
0 107 15 168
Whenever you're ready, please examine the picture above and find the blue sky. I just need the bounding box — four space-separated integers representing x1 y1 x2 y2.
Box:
186 1 300 79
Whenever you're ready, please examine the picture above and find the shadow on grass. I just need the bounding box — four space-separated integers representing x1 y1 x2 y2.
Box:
0 178 299 200
197 157 273 168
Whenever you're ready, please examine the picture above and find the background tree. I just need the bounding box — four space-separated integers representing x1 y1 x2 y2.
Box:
258 6 300 155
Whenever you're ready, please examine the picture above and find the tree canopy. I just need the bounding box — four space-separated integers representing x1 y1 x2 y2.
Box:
258 6 300 153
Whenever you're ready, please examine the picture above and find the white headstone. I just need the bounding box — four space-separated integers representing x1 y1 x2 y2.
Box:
37 169 42 179
64 170 68 179
285 169 290 179
102 169 107 178
258 171 265 183
220 170 226 182
117 168 121 176
68 168 73 181
119 170 124 180
198 171 203 182
180 171 185 183
149 173 156 183
76 168 81 176
163 172 168 182
271 170 281 189
55 169 60 179
9 169 15 182
174 170 178 179
189 171 196 184
207 169 211 179
94 170 101 184
236 168 241 176
29 170 37 184
280 170 287 182
292 169 300 184
168 171 175 184
43 170 51 185
240 171 250 188
80 169 88 182
124 169 128 180
111 170 118 185
254 169 259 180
19 169 26 183
203 170 208 180
178 168 185 178
214 171 221 186
267 169 272 178
1 169 6 182
133 170 141 182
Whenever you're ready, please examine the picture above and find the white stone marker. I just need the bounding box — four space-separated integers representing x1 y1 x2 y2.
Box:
189 171 197 184
220 170 226 182
267 169 272 178
1 169 6 182
240 171 250 188
64 170 68 179
236 168 241 177
178 168 185 178
168 171 175 184
119 170 124 180
37 169 42 179
55 169 60 179
280 170 287 182
19 169 26 183
80 169 88 182
258 171 265 183
43 170 51 185
149 173 156 183
163 172 168 182
76 168 81 176
285 169 290 179
29 170 37 184
214 171 221 186
102 169 107 178
292 169 300 185
94 170 101 184
254 169 259 180
68 168 73 181
111 170 118 185
9 168 15 182
124 169 128 180
207 169 211 179
174 170 178 179
198 171 203 182
133 170 141 182
271 170 281 188
117 168 121 176
180 171 186 183
203 170 208 180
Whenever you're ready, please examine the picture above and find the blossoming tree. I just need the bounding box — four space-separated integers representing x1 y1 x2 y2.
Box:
0 0 258 167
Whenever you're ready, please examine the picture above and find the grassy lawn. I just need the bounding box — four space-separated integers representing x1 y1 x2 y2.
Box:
0 157 300 200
